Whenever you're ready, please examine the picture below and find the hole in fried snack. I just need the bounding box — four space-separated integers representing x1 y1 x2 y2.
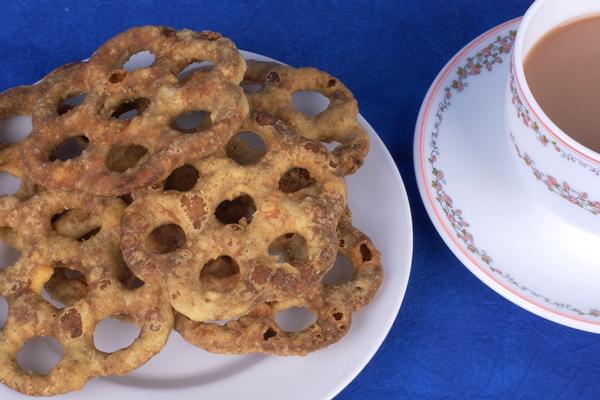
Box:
148 223 186 254
109 71 127 83
0 172 20 196
225 131 267 165
263 327 277 340
51 210 70 224
77 227 100 242
200 255 240 292
48 135 89 161
323 254 354 285
171 110 212 133
51 209 101 241
0 296 7 328
292 90 330 117
205 317 238 326
0 238 20 270
0 115 32 143
105 144 148 172
164 164 199 192
278 167 315 193
120 193 134 205
321 140 341 152
43 267 88 308
62 268 85 281
118 261 145 290
57 93 87 115
177 60 216 81
41 288 66 309
214 194 256 225
122 50 155 72
332 312 344 321
94 318 141 353
268 233 309 268
240 80 263 94
111 97 151 120
17 336 63 375
275 307 317 332
360 244 373 262
50 267 87 284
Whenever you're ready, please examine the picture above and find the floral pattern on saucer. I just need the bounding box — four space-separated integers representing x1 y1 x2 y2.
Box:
429 31 515 268
427 26 600 318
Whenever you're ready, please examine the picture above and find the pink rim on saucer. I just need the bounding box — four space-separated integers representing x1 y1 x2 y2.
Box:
415 17 600 333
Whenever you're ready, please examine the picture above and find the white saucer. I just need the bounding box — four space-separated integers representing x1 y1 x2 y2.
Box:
0 50 413 399
415 17 600 333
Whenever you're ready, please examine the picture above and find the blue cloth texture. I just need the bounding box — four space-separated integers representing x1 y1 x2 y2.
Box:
3 1 599 399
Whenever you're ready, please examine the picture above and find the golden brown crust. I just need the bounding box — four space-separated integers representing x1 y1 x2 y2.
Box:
89 26 246 85
174 211 382 356
121 111 347 322
0 191 173 396
20 26 249 195
245 61 370 175
0 25 383 395
0 62 81 200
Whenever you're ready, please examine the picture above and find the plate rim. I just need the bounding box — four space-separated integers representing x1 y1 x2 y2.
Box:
413 16 600 333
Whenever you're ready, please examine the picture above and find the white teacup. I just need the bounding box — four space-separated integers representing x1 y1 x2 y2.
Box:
505 0 600 232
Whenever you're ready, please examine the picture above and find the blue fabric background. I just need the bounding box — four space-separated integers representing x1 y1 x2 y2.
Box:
2 1 599 398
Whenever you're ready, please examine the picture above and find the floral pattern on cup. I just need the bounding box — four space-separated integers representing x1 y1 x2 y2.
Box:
427 25 600 318
509 64 600 176
510 132 600 215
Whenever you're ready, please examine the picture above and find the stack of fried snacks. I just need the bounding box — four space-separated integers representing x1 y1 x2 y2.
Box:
0 26 382 396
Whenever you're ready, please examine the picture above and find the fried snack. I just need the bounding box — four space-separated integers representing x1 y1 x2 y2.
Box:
0 191 173 396
21 26 249 195
174 211 382 356
244 61 369 175
121 111 347 322
0 63 82 200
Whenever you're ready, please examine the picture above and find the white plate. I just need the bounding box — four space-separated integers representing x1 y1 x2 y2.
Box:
0 50 413 399
415 18 600 333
